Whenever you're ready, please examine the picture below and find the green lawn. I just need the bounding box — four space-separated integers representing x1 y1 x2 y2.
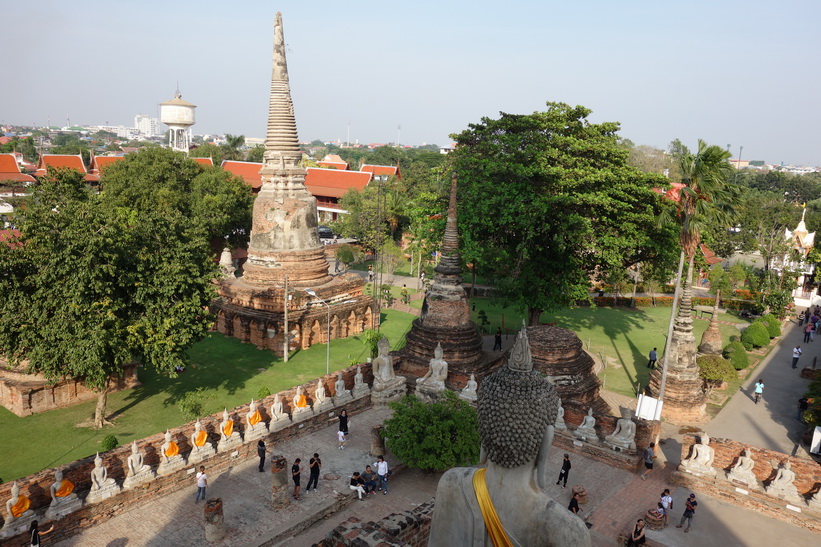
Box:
0 309 417 483
468 298 749 399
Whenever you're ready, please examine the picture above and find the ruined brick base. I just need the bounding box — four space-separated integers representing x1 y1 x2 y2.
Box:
314 500 434 547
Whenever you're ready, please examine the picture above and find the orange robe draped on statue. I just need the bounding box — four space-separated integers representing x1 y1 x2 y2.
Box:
223 421 234 437
164 442 179 458
194 430 208 447
249 410 262 426
295 394 307 408
10 495 30 517
55 480 74 498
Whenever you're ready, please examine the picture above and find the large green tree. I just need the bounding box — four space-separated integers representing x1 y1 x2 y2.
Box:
451 102 671 324
0 170 219 428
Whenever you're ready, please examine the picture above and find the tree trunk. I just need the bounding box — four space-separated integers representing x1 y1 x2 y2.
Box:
94 386 112 428
528 307 542 326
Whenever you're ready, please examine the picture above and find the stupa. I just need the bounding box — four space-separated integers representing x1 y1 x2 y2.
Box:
398 174 501 387
213 13 371 354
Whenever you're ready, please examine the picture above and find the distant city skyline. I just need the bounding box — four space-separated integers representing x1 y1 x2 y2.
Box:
4 1 820 166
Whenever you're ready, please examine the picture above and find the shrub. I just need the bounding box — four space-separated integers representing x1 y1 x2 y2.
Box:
697 354 736 391
362 329 385 359
100 434 119 451
257 386 271 399
722 341 750 370
382 392 479 472
178 387 212 421
760 314 781 338
741 322 770 349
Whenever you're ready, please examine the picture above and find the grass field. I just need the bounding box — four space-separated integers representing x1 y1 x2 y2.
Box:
0 309 417 483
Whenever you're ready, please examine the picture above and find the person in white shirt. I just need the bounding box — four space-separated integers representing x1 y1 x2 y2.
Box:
195 466 207 503
376 455 389 494
338 430 346 450
792 345 802 369
660 488 673 526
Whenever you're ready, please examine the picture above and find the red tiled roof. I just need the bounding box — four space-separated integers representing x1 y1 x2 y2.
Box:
653 182 685 202
0 229 22 248
317 154 348 170
221 160 263 189
0 154 36 183
193 157 214 166
305 168 371 199
91 155 124 175
35 154 99 182
700 244 723 265
0 136 11 145
361 164 400 179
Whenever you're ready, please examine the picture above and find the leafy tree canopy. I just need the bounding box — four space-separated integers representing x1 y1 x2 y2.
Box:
451 102 672 323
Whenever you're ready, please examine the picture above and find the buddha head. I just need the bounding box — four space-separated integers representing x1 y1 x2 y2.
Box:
55 469 63 483
94 453 103 468
131 441 139 455
194 419 202 432
10 481 19 501
222 409 230 422
164 430 172 443
377 337 390 357
249 399 257 412
434 342 443 360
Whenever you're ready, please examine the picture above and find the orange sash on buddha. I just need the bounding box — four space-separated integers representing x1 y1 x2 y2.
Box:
223 420 234 437
55 480 74 498
11 495 30 517
295 394 307 408
165 441 179 458
249 410 261 426
194 430 208 447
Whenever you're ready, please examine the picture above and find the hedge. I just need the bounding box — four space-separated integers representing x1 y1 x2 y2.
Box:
723 341 750 370
741 321 770 350
759 314 781 338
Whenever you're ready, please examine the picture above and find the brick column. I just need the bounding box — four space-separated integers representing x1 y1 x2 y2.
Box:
370 425 385 457
203 498 225 542
271 455 290 510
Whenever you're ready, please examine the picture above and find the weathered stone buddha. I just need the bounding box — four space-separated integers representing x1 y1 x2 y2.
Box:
292 385 315 421
269 394 291 432
189 418 216 463
87 452 121 503
157 429 187 475
573 408 598 443
766 461 801 502
123 441 155 489
554 401 567 431
429 326 591 547
726 448 757 488
217 408 243 452
459 373 478 403
416 342 449 402
245 399 267 442
333 371 354 405
314 379 334 413
45 468 82 519
679 435 717 477
4 482 31 523
352 364 371 399
371 337 406 406
604 414 636 451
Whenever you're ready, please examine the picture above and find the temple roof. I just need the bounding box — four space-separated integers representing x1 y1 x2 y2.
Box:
192 157 213 167
91 155 124 176
222 160 264 189
0 153 36 183
361 164 401 179
305 168 371 198
317 154 348 170
35 154 98 182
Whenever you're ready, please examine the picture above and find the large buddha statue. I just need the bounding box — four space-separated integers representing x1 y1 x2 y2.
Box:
371 336 406 405
429 326 591 547
416 343 449 401
726 448 757 488
573 408 598 442
87 452 121 503
679 435 717 477
604 414 636 451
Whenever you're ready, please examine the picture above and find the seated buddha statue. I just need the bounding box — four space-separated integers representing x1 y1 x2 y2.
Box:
5 481 31 522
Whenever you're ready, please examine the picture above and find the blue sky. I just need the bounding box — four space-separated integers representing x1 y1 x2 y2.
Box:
5 1 820 165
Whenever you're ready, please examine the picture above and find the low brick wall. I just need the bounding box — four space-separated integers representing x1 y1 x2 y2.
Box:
0 363 374 545
316 499 434 547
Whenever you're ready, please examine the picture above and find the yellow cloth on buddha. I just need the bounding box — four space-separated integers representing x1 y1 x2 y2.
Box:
194 430 208 447
472 468 513 547
249 410 262 426
11 495 30 517
165 441 179 458
55 480 74 498
295 394 307 408
223 421 234 437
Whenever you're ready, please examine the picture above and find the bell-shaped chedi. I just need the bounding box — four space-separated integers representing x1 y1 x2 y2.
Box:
399 174 498 387
646 264 707 423
213 13 372 355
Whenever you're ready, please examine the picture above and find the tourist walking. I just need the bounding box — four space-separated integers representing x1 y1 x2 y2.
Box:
349 472 367 500
401 284 409 304
676 493 698 532
338 409 349 436
798 311 805 326
338 429 347 450
792 346 803 369
640 442 656 480
626 519 646 546
556 453 572 488
292 458 301 500
660 488 673 527
307 453 321 492
797 396 809 422
257 440 268 472
367 264 374 283
376 455 390 494
195 465 207 503
647 347 658 369
754 379 764 404
29 521 54 547
493 327 502 351
568 491 582 514
804 322 813 343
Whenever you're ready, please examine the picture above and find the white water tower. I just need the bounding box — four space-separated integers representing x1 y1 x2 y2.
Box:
160 90 196 153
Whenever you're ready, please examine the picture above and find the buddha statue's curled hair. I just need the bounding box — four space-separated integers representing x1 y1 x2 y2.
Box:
477 366 559 468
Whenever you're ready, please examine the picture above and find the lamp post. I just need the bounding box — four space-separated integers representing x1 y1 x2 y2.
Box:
304 289 355 376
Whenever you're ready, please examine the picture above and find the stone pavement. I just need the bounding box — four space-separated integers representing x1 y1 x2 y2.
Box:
706 320 816 458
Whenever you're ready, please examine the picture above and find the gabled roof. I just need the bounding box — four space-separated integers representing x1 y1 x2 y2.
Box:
317 154 348 170
0 154 36 183
361 164 400 179
653 181 686 202
305 168 371 199
700 244 723 266
91 155 124 176
35 154 99 182
192 157 213 166
221 160 263 189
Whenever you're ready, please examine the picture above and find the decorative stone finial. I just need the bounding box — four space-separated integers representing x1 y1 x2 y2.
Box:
507 325 533 372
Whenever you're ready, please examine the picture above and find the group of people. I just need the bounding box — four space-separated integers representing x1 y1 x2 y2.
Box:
627 490 698 545
800 307 820 343
348 456 391 500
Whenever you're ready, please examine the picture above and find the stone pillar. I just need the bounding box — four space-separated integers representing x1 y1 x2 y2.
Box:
370 425 385 457
204 498 225 542
271 455 290 510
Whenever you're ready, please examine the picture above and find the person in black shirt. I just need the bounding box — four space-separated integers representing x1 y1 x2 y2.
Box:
676 493 698 532
30 521 54 547
568 492 582 514
556 453 571 488
349 471 367 500
493 328 502 351
257 440 268 472
307 453 321 492
292 458 301 500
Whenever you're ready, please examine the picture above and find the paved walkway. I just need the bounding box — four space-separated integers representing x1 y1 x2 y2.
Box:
706 320 816 458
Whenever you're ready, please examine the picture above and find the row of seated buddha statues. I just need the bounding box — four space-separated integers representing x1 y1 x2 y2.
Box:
568 407 637 452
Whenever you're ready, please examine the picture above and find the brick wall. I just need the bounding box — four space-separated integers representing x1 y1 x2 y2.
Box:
0 363 374 545
315 499 434 547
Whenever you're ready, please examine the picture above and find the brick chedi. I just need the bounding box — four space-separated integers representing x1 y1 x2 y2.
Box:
697 290 723 355
526 325 607 423
398 174 501 388
646 268 707 423
212 13 371 355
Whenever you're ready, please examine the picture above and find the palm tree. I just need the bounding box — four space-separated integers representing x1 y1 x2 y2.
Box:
222 134 246 161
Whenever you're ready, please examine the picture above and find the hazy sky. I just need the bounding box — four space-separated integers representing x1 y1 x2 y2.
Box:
4 1 820 165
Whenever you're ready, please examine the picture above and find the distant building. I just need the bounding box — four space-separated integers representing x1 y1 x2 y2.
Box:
134 115 160 138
